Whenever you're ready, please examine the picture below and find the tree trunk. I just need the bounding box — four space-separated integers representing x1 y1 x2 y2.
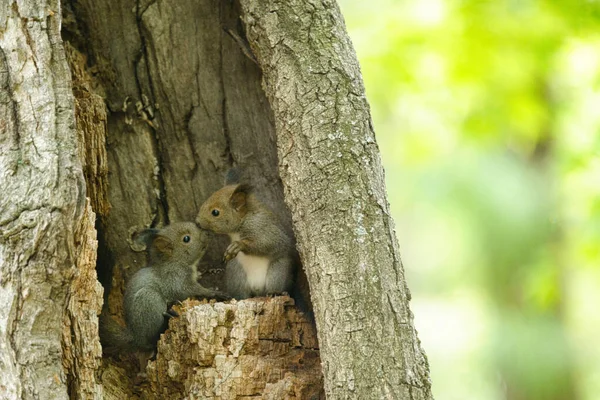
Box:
239 1 432 398
0 1 87 398
1 0 432 398
146 297 321 399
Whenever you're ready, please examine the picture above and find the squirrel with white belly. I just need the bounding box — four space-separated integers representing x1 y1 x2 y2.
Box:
100 222 229 354
196 169 313 318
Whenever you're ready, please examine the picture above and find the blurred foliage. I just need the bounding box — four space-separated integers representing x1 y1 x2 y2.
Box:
337 0 600 399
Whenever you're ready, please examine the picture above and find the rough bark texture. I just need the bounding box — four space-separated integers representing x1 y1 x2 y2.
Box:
60 0 323 396
94 297 320 400
239 1 433 398
0 1 86 398
61 201 104 400
145 297 321 399
65 40 110 220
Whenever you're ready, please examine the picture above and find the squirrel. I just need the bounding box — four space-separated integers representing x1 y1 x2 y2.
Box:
99 222 229 354
196 169 314 322
195 171 296 299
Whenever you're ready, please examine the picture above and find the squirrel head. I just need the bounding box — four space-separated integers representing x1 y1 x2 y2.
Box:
196 183 253 234
135 222 209 266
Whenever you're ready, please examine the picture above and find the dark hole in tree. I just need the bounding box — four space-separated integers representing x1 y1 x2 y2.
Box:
61 0 294 358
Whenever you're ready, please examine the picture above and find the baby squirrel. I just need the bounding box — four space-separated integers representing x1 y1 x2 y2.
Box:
195 173 296 299
100 222 229 353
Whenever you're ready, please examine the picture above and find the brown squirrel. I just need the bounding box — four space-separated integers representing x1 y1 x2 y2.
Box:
196 170 313 319
99 222 229 354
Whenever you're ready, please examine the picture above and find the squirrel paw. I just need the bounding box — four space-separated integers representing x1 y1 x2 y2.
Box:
207 268 223 274
163 309 179 319
266 291 288 298
224 241 243 262
213 290 232 301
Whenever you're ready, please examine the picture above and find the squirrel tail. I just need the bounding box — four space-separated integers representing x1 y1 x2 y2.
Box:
99 308 135 355
292 266 316 327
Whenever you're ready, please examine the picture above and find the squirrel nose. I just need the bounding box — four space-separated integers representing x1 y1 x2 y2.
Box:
195 219 207 230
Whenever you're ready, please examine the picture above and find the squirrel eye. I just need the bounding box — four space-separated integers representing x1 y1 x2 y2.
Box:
183 235 191 243
211 209 220 217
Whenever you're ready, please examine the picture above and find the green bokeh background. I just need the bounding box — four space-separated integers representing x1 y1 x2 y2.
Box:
337 1 600 399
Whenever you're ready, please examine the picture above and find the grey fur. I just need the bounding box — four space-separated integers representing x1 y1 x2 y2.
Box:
100 222 229 353
197 183 296 299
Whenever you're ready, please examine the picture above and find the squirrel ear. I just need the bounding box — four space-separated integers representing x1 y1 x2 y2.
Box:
151 235 174 258
131 228 159 252
230 183 252 212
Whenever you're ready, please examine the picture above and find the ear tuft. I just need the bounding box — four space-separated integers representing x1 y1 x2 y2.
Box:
233 183 253 195
225 167 243 185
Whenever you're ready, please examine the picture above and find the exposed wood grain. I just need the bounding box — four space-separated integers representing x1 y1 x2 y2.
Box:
145 297 322 399
62 201 104 399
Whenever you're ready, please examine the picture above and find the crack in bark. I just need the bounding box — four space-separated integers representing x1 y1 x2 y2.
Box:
19 20 40 74
219 6 235 168
0 47 22 158
26 95 41 157
134 0 169 224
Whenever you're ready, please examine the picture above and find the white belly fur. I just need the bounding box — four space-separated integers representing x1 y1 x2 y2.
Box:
236 252 270 293
229 233 270 293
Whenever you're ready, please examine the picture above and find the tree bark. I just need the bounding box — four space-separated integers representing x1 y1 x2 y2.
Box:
146 297 321 399
0 1 87 398
239 1 433 398
95 297 320 400
61 202 104 400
